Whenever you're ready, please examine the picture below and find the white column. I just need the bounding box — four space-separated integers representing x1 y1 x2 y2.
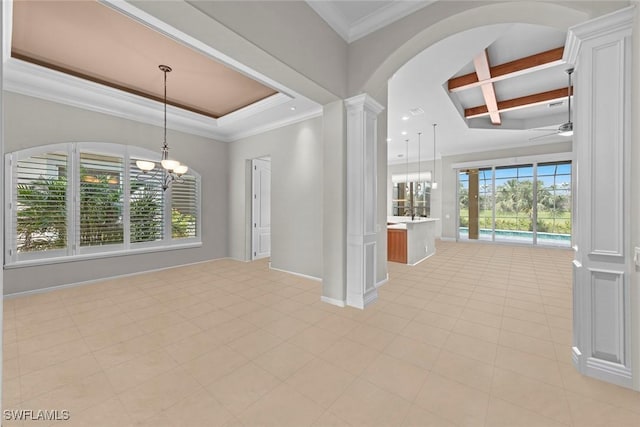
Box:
344 94 384 309
1 0 6 410
565 6 635 389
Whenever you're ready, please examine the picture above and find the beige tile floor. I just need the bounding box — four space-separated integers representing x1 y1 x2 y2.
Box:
3 241 640 426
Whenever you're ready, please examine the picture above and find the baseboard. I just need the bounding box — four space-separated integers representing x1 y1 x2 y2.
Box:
269 265 322 281
4 257 233 299
321 296 346 307
376 274 389 288
439 237 456 242
409 252 435 266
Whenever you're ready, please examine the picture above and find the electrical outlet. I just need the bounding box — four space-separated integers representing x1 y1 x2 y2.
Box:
634 247 640 267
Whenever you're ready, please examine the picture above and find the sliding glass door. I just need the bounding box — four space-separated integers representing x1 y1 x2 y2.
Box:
458 160 571 247
494 165 534 244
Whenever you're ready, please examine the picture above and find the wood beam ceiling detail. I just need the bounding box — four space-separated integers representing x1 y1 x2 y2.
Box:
465 86 572 118
448 47 564 92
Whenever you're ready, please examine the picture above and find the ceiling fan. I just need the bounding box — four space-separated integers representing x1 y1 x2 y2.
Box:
529 68 574 140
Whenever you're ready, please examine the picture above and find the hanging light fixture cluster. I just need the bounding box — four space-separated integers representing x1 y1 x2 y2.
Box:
135 65 188 191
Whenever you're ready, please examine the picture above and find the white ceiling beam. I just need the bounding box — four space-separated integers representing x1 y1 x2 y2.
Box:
473 49 501 125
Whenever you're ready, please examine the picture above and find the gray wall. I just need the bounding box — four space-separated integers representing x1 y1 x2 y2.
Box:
188 1 348 99
3 93 229 295
228 116 323 279
440 141 573 239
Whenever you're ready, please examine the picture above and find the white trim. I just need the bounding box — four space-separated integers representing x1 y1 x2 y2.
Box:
269 265 322 282
451 152 572 170
306 0 435 43
564 5 635 65
229 108 323 142
408 252 435 266
5 242 202 269
4 256 226 298
2 0 12 63
216 93 292 127
321 296 346 307
305 1 351 42
376 274 389 288
4 58 224 140
440 237 456 242
348 1 436 43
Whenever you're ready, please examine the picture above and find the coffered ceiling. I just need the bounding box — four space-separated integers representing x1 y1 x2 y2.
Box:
388 23 571 164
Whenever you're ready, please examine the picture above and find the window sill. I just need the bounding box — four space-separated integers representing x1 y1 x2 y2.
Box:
4 241 202 269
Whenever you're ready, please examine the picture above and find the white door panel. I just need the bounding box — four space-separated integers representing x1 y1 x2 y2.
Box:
252 158 271 260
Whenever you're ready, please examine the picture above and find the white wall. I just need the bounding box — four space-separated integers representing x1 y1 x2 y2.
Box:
439 141 573 240
228 116 323 279
3 93 229 294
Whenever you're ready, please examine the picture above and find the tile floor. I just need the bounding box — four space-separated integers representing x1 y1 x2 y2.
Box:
3 241 640 426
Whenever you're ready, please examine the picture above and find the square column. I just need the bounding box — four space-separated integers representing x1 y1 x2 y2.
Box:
344 94 384 309
565 6 635 389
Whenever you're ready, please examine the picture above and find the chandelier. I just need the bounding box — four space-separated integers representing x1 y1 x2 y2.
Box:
135 65 188 190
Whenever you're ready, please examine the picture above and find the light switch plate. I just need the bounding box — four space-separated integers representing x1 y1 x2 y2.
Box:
635 247 640 267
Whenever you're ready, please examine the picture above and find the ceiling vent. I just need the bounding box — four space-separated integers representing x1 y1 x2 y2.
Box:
409 107 425 116
548 101 564 108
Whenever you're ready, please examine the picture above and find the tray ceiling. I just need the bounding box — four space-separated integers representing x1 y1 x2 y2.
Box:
11 0 278 119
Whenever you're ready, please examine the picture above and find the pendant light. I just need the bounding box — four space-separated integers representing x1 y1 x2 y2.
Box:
135 64 188 190
417 132 422 217
405 138 410 215
432 124 438 190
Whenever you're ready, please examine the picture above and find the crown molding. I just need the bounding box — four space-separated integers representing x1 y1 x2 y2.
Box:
307 0 434 43
5 58 319 143
563 5 634 66
4 58 227 140
228 107 322 142
216 93 292 127
349 1 435 43
305 1 351 42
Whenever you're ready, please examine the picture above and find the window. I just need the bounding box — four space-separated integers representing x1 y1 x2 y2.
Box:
6 143 201 265
457 160 571 247
391 173 433 217
13 149 69 259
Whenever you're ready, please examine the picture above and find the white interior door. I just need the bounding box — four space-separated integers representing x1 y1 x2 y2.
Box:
252 157 271 260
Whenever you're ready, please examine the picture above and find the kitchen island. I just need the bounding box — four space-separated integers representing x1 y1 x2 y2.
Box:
387 216 438 265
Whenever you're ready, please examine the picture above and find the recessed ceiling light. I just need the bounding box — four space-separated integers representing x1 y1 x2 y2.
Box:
401 116 409 121
290 106 296 111
401 131 407 136
386 137 391 142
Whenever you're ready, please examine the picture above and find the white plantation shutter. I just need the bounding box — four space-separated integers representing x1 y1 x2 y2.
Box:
129 159 164 244
6 143 201 265
12 150 69 260
171 174 198 239
78 152 124 249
